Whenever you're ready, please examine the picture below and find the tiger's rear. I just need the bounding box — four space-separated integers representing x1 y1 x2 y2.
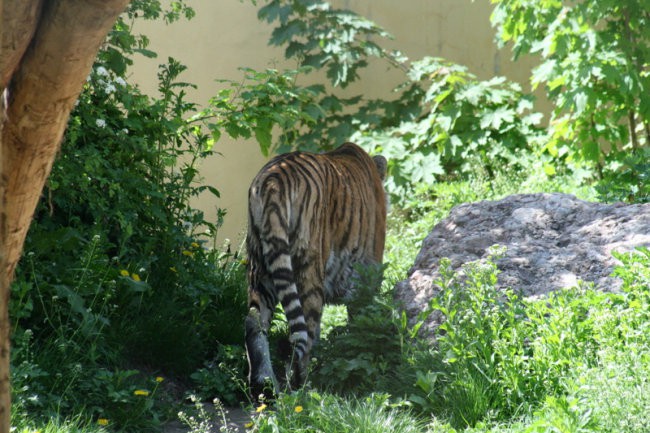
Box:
245 142 387 399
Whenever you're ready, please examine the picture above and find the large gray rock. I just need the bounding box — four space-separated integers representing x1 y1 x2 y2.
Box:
395 193 650 331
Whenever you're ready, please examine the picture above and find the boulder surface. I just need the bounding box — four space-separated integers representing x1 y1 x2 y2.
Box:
395 193 650 331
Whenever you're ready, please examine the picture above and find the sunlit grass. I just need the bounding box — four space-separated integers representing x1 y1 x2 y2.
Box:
12 413 104 433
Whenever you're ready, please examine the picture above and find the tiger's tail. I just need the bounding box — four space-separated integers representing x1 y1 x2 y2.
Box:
245 177 310 398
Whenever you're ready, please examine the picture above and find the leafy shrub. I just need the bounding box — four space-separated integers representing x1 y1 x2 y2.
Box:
10 2 248 427
189 345 249 407
238 246 650 433
203 0 545 206
492 0 650 202
310 293 402 395
353 57 545 201
403 246 650 429
406 249 534 426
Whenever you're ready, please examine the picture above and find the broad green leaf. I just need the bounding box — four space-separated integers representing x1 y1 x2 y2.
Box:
254 118 273 157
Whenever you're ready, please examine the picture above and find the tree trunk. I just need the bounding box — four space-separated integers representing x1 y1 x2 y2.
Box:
0 0 43 89
0 1 130 431
0 0 7 429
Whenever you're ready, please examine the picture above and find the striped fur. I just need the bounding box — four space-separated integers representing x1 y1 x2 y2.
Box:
245 142 387 398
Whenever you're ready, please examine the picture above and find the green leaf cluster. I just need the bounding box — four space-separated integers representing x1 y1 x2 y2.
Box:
204 1 544 204
492 0 650 202
259 0 404 88
10 3 248 427
401 247 650 429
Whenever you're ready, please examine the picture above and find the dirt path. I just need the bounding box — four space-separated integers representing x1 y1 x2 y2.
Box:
163 405 252 433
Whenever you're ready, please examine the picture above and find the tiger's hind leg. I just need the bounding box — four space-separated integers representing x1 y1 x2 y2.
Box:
286 274 324 391
245 288 278 401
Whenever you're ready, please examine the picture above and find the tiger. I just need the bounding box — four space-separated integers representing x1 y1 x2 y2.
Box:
244 142 388 399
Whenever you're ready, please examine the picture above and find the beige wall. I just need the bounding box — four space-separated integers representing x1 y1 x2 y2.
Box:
130 1 542 248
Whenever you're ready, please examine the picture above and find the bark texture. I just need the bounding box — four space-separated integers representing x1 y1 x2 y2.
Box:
0 1 130 431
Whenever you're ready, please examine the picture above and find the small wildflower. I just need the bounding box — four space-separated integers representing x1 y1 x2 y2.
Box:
240 258 249 266
182 250 194 258
155 376 164 383
131 273 141 282
134 389 150 397
191 242 200 248
96 118 106 128
95 66 109 77
114 77 127 87
97 418 109 426
119 269 130 277
294 405 303 413
244 422 254 429
104 84 116 93
256 403 267 413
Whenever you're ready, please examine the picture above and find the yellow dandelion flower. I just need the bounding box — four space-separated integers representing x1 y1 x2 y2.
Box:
131 273 141 282
255 403 267 413
134 389 150 397
119 269 130 277
97 418 109 426
294 405 303 413
182 250 194 258
191 242 200 248
155 376 164 383
244 422 254 429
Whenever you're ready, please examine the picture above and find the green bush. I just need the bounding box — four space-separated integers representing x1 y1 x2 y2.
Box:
310 278 403 395
203 0 546 206
10 2 248 428
401 246 650 429
492 0 650 203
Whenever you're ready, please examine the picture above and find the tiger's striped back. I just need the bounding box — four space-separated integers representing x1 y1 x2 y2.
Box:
244 142 387 398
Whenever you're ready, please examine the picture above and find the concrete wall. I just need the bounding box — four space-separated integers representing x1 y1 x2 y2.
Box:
130 1 542 248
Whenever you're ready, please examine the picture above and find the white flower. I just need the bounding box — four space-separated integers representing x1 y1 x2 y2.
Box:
122 128 129 135
114 77 127 87
96 66 109 77
96 118 106 128
105 84 116 94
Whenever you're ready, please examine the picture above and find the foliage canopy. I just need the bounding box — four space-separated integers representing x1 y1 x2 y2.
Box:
492 0 650 201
